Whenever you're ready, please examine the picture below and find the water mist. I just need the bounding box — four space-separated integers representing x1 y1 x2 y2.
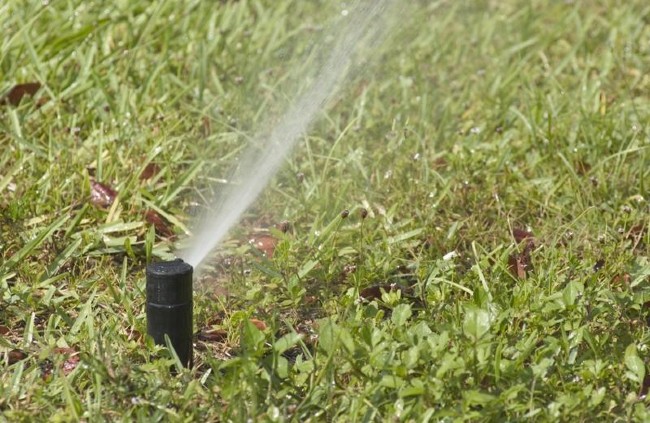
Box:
145 0 403 366
182 0 399 269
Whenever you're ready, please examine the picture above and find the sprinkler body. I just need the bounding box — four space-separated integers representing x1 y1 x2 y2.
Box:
146 259 193 367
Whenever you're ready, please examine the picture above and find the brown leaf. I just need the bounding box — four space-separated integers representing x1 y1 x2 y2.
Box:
508 254 527 279
612 273 631 286
62 357 79 375
512 228 534 245
198 328 228 342
1 82 41 106
127 328 143 343
8 349 28 365
53 347 80 375
139 163 161 181
35 96 50 108
627 224 647 246
144 209 174 238
249 319 267 331
249 234 276 258
433 157 448 169
276 220 291 233
0 325 10 335
360 283 399 301
574 159 592 176
90 180 117 208
201 116 212 136
508 244 533 280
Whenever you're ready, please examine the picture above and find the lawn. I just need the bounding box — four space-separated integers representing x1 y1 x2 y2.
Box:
1 0 649 421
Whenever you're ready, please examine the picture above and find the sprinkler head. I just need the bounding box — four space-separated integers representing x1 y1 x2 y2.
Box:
146 259 193 367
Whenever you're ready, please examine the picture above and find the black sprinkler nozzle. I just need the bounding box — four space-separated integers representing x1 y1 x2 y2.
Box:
146 259 193 367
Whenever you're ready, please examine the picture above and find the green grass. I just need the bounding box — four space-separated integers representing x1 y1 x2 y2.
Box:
1 0 650 421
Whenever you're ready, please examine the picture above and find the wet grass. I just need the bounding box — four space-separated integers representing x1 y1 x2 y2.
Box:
1 0 650 421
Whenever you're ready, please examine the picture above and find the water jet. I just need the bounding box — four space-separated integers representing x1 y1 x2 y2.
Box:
146 259 193 367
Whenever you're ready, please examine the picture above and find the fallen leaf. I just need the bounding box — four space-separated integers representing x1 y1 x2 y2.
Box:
1 82 41 106
508 242 534 280
144 209 174 238
249 234 276 258
433 157 448 169
0 325 10 335
90 180 117 208
249 319 267 331
139 163 161 181
626 224 647 249
201 116 211 136
276 220 291 233
360 283 399 301
8 349 28 364
512 228 534 245
198 328 228 342
35 96 50 108
63 355 80 374
613 273 631 286
574 159 591 176
127 328 143 342
508 254 528 279
53 347 80 375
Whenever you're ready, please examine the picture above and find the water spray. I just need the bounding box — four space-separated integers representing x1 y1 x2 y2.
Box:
146 259 193 367
181 0 399 269
143 0 403 366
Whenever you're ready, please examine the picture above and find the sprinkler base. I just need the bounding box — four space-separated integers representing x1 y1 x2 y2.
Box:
146 259 193 367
